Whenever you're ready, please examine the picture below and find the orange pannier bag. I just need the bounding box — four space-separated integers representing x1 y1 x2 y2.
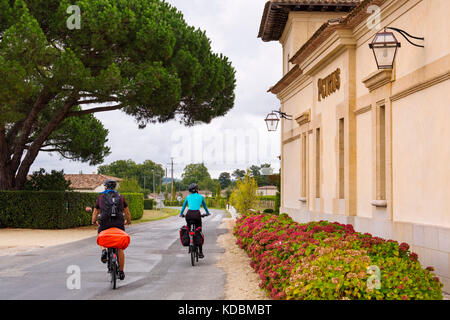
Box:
97 228 130 250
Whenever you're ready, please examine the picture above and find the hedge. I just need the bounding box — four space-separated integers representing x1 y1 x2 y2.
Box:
235 213 443 300
144 199 154 210
0 191 143 229
121 193 144 221
257 195 277 201
163 197 227 209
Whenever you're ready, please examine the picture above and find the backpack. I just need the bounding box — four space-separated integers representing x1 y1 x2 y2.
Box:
100 192 124 222
179 226 190 247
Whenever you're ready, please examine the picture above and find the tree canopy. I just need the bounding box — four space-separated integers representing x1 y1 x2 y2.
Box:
98 159 165 192
0 0 236 190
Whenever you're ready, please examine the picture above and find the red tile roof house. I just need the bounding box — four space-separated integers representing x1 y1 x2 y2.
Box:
64 174 122 193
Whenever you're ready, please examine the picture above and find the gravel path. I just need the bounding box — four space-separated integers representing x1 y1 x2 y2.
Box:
216 218 269 300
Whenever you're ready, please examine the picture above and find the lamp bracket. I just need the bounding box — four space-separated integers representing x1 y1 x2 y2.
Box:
386 27 424 48
273 110 293 120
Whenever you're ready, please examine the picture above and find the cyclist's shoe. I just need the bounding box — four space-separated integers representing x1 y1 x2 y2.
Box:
119 271 125 280
101 249 107 263
199 252 205 259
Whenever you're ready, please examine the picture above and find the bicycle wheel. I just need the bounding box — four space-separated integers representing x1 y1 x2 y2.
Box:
190 245 195 266
110 252 117 289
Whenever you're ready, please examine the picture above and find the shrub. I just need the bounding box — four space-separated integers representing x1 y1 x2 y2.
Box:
229 172 258 213
144 199 154 210
24 168 72 191
0 191 144 229
0 191 96 229
263 208 274 214
258 195 277 201
234 214 443 300
121 193 144 220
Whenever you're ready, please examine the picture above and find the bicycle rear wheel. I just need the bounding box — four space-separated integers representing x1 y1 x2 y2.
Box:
190 245 196 266
110 251 117 289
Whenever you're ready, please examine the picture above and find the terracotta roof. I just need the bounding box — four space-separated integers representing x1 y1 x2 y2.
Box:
258 0 361 42
289 0 382 64
64 174 122 190
268 64 303 94
268 0 386 94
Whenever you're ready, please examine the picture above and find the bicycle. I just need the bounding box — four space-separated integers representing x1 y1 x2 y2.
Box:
183 214 207 266
106 247 120 289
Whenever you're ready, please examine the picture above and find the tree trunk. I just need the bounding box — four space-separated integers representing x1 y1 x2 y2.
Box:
0 128 14 190
13 93 79 190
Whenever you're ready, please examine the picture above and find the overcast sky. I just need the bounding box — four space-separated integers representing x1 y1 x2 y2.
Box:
31 0 282 179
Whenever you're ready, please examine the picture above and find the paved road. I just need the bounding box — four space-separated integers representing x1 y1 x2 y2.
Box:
0 209 227 300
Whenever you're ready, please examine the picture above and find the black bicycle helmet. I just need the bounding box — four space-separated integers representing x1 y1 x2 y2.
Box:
104 179 117 190
188 183 199 193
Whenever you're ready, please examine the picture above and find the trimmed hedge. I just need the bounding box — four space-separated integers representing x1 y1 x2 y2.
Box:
121 193 144 221
0 191 143 229
257 195 277 201
144 199 154 210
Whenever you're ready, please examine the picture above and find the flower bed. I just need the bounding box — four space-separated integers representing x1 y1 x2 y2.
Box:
234 213 443 300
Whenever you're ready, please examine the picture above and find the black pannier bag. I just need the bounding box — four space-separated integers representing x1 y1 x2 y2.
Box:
179 226 190 246
194 226 204 246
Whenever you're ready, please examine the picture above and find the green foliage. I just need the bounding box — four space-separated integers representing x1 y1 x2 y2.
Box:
234 215 444 300
229 171 258 213
144 199 154 210
0 191 143 228
121 193 144 220
218 172 231 189
258 195 276 201
24 168 72 191
43 110 111 165
117 178 141 193
263 208 274 214
205 196 226 209
181 163 219 192
0 191 96 229
182 163 210 185
98 159 165 192
232 169 245 181
0 0 236 189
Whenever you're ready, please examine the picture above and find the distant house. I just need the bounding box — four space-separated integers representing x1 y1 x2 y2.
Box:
64 174 122 193
257 185 277 196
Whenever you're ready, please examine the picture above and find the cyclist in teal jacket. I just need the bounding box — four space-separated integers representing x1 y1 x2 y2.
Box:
180 183 211 258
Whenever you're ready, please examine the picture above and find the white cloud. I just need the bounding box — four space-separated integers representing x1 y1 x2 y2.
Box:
31 0 282 179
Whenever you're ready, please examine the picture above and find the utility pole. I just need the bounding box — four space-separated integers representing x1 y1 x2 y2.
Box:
166 157 176 202
170 157 174 202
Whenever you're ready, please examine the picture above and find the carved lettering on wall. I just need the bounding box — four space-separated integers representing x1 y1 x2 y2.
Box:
318 68 341 101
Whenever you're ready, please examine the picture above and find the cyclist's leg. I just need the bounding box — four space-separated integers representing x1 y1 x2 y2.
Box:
118 249 125 271
98 224 108 263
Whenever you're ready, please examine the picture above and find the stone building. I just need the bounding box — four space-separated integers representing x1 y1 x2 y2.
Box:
259 0 450 291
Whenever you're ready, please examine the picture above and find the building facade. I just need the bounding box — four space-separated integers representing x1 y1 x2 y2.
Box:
259 0 450 291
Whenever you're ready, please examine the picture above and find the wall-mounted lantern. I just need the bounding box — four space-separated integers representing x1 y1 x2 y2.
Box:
369 27 424 70
265 110 293 132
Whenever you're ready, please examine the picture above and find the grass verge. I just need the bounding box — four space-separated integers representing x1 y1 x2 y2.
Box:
133 208 179 224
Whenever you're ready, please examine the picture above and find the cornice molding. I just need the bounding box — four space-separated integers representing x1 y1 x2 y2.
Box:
390 71 450 102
